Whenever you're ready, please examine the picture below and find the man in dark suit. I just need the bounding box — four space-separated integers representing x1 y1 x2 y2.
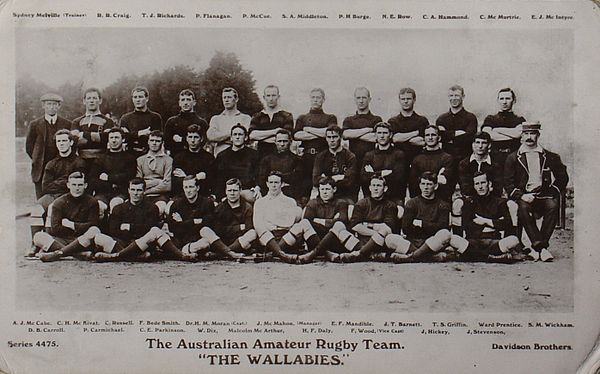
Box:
25 93 71 199
505 122 569 262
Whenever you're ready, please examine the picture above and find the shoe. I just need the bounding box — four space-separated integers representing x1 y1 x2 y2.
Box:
94 252 119 262
528 250 540 261
390 253 413 264
510 251 527 262
25 246 40 258
181 252 198 262
539 248 554 262
73 251 94 261
325 251 341 263
431 252 449 263
487 253 514 264
38 250 63 262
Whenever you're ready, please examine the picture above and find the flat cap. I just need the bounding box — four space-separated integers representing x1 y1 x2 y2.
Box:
40 93 63 102
522 121 541 132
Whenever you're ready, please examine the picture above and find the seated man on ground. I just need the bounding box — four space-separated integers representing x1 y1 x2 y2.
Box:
32 172 100 262
253 171 320 264
93 178 194 262
302 176 350 260
461 171 521 263
326 174 400 263
385 172 464 262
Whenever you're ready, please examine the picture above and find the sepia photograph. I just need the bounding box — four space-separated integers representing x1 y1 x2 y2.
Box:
14 26 573 312
2 1 599 373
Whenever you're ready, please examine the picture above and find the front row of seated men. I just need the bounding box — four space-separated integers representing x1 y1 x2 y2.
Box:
29 167 521 265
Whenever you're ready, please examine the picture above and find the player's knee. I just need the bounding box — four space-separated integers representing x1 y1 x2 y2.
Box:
199 226 218 241
397 205 404 220
452 199 464 215
331 221 346 233
436 229 452 243
293 207 303 222
501 235 520 250
372 232 385 246
30 204 45 218
33 232 51 247
109 197 124 212
259 231 274 246
244 229 258 242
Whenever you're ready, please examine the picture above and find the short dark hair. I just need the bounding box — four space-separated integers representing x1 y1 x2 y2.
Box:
225 178 242 189
473 131 491 142
498 87 516 101
129 177 146 189
186 124 203 137
54 129 73 141
449 85 464 95
68 171 85 181
222 87 238 99
231 124 248 136
83 87 102 100
424 124 440 134
275 129 292 138
419 171 437 184
179 89 195 100
268 170 283 181
325 125 342 136
182 175 198 186
149 130 163 139
370 173 387 185
264 85 279 95
374 122 392 132
107 127 124 136
398 87 416 100
318 176 336 188
131 86 149 98
473 170 489 181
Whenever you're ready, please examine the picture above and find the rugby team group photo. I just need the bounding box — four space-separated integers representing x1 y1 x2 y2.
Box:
22 82 569 266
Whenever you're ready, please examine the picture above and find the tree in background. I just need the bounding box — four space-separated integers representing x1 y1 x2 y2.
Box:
16 51 262 135
197 51 263 119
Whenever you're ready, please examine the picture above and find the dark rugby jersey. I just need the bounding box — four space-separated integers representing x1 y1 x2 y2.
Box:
213 199 254 243
350 196 397 229
172 149 215 197
48 193 99 239
214 146 259 197
409 148 454 200
42 152 87 195
119 110 163 154
482 111 525 154
168 195 215 244
388 112 429 160
90 150 137 197
109 199 160 242
342 111 382 163
304 197 349 236
164 111 209 156
361 146 407 200
250 110 294 160
294 108 337 154
312 148 357 201
71 113 115 151
257 150 303 198
458 155 504 198
402 195 450 240
436 108 478 160
463 194 511 239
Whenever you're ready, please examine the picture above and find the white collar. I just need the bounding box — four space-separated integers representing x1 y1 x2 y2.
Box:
518 145 544 154
469 154 492 165
45 114 57 123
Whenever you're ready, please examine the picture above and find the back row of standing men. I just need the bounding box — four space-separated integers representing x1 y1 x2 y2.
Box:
25 84 568 262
